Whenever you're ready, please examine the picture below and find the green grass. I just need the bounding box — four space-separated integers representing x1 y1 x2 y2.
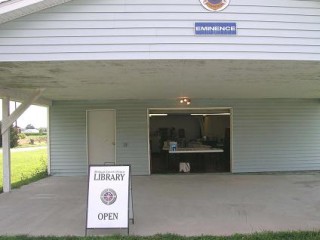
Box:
0 232 320 240
0 148 48 192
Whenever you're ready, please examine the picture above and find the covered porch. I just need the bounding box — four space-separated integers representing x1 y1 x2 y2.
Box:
1 59 320 192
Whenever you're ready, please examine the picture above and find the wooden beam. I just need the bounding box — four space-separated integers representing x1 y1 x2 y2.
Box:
2 97 11 193
1 89 44 135
0 88 52 106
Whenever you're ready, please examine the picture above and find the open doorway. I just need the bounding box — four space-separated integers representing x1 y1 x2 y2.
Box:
148 108 232 174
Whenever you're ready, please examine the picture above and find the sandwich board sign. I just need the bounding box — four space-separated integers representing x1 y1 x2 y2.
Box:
86 165 133 235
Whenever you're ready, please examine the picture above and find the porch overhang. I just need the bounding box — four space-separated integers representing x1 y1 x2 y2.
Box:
0 59 319 101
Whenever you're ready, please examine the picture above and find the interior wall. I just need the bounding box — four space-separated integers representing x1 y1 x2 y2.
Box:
150 115 200 141
203 116 230 141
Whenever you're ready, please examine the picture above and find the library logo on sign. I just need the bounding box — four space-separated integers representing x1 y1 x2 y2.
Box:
200 0 230 12
100 189 117 205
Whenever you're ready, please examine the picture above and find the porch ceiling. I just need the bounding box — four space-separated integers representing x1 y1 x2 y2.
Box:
0 59 319 101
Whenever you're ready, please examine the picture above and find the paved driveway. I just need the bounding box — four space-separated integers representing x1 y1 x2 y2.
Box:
0 173 320 236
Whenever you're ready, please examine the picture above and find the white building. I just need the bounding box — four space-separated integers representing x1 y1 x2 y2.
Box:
21 128 40 134
0 0 319 191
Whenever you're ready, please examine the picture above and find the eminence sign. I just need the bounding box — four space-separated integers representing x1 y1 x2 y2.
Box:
86 165 130 230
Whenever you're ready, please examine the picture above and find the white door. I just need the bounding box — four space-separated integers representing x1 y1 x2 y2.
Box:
87 110 115 165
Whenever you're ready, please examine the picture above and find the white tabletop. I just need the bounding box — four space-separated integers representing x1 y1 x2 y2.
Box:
164 147 224 154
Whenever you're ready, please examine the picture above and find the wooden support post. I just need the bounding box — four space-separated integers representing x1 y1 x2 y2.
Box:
2 97 11 193
1 89 44 192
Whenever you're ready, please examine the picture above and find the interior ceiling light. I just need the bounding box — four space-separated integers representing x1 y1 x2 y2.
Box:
149 114 168 117
179 97 191 105
191 113 231 116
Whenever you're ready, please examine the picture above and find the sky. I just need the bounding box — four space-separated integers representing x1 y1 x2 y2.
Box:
0 100 48 129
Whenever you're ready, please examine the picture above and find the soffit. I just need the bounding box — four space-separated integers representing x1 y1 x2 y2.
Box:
0 59 319 101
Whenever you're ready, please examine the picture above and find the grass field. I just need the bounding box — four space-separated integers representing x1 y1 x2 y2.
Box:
0 148 48 192
0 232 320 240
17 134 47 148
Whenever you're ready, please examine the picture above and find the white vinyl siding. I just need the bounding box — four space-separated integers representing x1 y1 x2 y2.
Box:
232 100 320 172
50 99 320 176
0 0 320 61
50 101 149 176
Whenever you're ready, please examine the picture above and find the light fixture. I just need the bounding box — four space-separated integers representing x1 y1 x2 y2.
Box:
178 97 191 105
149 114 168 117
191 113 231 116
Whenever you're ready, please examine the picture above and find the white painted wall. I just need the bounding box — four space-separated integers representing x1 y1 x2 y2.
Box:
0 0 319 61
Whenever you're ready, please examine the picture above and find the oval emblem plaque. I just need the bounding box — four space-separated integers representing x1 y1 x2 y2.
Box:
200 0 230 12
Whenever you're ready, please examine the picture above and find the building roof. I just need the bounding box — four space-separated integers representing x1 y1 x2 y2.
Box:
0 0 72 24
0 0 12 4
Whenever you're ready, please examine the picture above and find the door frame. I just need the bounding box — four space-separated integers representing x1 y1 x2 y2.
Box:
86 109 117 170
147 107 233 174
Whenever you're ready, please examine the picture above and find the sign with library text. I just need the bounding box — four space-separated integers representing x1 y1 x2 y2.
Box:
86 165 130 229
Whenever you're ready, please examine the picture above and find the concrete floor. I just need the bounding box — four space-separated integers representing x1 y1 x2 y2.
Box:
0 174 320 236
